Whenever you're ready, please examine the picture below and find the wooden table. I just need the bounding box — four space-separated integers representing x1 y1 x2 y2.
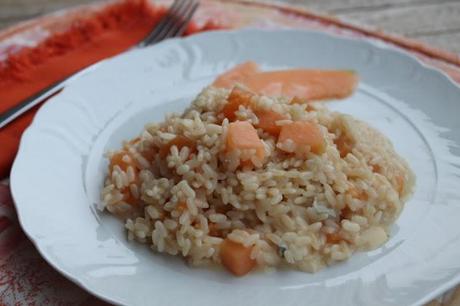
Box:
1 0 459 53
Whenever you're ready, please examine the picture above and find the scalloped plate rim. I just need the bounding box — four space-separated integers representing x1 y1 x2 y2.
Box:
11 28 460 306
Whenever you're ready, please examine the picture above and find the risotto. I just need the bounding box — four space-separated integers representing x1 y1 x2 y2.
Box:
101 85 414 276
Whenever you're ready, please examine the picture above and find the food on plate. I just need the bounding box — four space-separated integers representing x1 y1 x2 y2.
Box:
213 61 358 100
101 65 414 276
213 61 260 88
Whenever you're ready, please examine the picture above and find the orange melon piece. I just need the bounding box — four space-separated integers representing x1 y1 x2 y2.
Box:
222 86 254 121
213 61 260 88
242 70 358 100
278 121 325 155
254 109 287 136
220 239 256 276
226 121 265 162
214 66 358 101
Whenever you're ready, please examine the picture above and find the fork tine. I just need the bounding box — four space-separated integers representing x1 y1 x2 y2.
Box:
164 1 199 39
149 0 196 44
138 0 182 47
147 0 190 44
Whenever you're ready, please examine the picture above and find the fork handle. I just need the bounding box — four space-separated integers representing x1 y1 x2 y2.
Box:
0 60 102 130
0 78 69 129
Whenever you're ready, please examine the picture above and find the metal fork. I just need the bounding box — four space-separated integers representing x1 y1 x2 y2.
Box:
0 0 199 129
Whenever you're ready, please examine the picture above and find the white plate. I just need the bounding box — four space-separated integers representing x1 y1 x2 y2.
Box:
11 29 460 306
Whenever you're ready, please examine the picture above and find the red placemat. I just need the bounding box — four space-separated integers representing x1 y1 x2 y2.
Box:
1 1 459 305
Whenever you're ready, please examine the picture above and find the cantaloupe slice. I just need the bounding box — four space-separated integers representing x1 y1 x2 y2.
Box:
222 86 254 121
226 121 265 162
213 62 358 101
241 70 358 100
220 238 256 276
254 109 287 136
277 121 325 155
221 86 288 137
213 61 260 88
